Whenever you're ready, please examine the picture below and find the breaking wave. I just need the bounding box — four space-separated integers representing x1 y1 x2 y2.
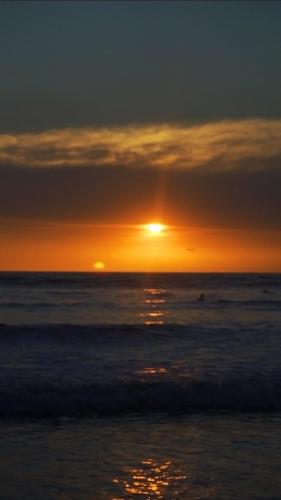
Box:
1 371 281 417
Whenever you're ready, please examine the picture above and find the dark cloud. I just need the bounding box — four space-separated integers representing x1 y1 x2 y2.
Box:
0 160 280 230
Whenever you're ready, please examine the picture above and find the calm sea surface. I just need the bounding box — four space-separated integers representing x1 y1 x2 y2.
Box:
0 272 280 499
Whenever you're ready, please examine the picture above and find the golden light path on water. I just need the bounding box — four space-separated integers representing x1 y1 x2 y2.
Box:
112 458 187 499
140 288 168 326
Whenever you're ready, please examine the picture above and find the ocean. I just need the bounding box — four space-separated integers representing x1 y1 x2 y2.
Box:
0 272 280 499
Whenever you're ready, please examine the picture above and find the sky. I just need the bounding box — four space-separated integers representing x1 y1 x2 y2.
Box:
1 1 281 271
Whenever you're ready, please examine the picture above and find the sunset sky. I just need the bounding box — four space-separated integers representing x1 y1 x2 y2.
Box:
1 1 281 271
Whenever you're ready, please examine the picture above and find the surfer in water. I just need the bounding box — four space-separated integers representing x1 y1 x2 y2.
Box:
198 293 205 301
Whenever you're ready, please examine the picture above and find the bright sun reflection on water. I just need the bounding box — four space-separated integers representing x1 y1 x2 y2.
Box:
141 288 167 326
137 367 167 375
143 289 166 295
112 458 186 499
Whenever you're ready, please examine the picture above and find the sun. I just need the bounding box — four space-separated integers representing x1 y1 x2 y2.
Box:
145 223 165 235
93 261 105 270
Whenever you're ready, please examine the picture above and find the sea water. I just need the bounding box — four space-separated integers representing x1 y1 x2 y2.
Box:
0 272 280 499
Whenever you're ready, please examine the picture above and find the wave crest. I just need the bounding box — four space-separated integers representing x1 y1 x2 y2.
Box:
1 372 281 417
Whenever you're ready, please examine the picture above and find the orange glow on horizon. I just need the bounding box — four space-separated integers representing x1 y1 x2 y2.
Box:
0 220 280 272
1 120 280 273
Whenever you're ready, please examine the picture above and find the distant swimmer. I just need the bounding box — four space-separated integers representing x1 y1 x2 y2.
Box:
198 293 206 301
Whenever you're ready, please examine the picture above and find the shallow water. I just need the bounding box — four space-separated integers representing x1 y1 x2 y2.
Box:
1 414 281 499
